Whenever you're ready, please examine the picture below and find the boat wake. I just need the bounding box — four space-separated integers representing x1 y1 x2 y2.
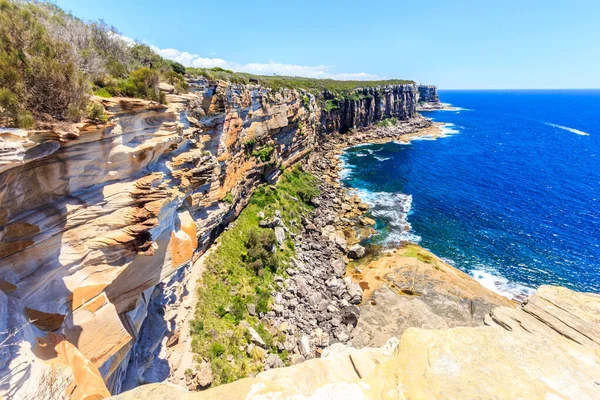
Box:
545 122 589 136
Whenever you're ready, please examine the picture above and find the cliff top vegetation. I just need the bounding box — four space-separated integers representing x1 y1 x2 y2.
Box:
0 0 186 128
187 67 414 94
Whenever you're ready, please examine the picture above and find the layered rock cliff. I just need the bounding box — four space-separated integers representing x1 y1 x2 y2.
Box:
416 84 444 110
0 79 432 397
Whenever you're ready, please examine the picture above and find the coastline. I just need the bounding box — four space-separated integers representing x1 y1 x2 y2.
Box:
330 119 535 304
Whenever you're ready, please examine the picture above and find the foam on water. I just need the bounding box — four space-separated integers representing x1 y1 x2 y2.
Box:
544 122 590 136
352 188 421 245
470 266 536 302
374 155 391 161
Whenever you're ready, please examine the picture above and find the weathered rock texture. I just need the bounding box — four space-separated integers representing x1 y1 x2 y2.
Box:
109 285 600 400
0 79 431 397
323 85 420 133
349 245 516 348
416 84 444 110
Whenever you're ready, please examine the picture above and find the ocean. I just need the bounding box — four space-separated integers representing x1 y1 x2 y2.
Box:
340 90 600 300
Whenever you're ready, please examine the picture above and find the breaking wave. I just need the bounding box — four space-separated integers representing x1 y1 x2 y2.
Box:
352 188 421 245
470 266 536 302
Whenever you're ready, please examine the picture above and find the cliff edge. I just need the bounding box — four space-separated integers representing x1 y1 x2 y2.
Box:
111 285 600 399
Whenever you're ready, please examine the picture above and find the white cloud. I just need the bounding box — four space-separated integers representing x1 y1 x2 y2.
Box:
150 46 385 81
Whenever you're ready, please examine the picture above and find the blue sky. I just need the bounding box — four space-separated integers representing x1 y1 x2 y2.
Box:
55 0 599 89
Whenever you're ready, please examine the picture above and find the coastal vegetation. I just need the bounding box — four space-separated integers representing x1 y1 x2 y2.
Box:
375 117 398 127
186 67 413 95
191 167 319 385
0 0 185 127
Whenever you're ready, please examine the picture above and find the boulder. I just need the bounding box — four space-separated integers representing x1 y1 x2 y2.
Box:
347 244 365 259
274 227 285 245
298 335 311 357
239 321 266 348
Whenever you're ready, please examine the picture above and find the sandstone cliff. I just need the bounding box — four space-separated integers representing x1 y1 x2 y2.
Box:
0 79 432 397
111 285 600 400
416 84 444 110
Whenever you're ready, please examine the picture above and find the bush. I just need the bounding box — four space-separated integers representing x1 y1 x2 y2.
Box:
302 95 310 109
324 99 339 112
106 67 166 103
169 60 186 75
87 102 107 122
164 70 189 93
222 192 234 204
252 146 274 162
375 117 398 127
94 88 112 98
0 0 88 125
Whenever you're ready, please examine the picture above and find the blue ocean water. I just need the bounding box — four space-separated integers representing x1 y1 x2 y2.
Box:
340 90 600 299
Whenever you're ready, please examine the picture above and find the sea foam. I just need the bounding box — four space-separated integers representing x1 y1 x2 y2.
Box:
351 188 421 244
470 267 536 302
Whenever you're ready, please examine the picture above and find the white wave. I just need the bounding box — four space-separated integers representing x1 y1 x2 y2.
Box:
337 155 355 180
356 153 367 157
435 104 471 111
469 267 536 302
440 122 460 136
353 189 420 245
374 155 391 161
545 122 589 136
410 136 437 141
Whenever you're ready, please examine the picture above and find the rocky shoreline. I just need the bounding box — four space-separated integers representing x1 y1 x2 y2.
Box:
251 117 446 361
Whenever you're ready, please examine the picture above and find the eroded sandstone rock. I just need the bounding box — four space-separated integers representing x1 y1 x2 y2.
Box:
109 285 600 400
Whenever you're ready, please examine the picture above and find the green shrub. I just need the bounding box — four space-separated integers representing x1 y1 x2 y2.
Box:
375 117 398 127
94 88 112 98
324 99 339 112
252 146 274 162
209 342 226 358
87 102 107 122
223 192 234 204
301 95 310 109
106 67 166 103
168 60 186 75
0 0 88 125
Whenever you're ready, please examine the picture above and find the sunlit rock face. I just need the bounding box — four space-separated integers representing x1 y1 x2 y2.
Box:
111 285 600 400
0 79 425 396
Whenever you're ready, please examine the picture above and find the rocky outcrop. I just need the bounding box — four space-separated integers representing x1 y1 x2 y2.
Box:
110 285 600 400
416 84 443 110
349 245 515 348
0 78 430 397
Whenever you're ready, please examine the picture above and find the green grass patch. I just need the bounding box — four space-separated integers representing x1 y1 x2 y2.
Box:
222 192 234 204
375 117 398 128
402 244 435 264
191 167 319 386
